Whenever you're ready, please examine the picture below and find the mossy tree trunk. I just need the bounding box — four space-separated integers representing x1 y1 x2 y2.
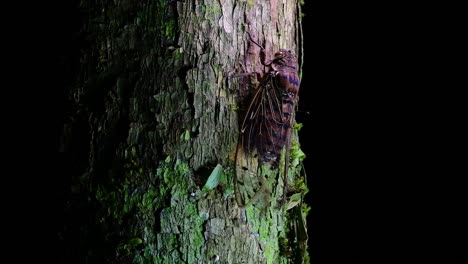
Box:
59 0 307 263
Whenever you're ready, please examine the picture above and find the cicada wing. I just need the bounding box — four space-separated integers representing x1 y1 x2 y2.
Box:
234 143 261 207
234 82 265 207
234 74 286 207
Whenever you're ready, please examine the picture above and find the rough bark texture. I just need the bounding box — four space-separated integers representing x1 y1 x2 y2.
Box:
59 0 307 263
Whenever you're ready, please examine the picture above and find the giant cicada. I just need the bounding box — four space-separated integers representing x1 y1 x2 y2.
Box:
232 37 301 208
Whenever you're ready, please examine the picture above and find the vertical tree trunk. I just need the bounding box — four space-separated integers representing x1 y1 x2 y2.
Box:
59 0 307 263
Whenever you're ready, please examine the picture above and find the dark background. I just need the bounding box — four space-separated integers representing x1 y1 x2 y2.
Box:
298 2 465 263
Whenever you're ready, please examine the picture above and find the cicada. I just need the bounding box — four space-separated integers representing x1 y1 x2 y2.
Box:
233 40 301 208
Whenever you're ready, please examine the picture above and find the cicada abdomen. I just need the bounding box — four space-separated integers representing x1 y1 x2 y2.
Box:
234 49 300 207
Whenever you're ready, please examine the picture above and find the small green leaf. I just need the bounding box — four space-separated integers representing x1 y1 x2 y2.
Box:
291 143 306 167
294 122 303 131
202 164 223 191
180 130 190 141
294 148 306 166
286 193 302 210
127 238 143 246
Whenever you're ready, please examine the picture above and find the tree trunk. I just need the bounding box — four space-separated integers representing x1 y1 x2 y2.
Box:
59 0 308 263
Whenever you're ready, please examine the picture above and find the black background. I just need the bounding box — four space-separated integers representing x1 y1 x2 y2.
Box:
298 2 465 263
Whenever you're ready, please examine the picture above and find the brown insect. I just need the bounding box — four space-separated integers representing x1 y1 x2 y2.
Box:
233 38 300 208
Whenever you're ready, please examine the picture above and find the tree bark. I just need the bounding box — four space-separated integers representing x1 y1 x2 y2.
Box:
59 0 307 263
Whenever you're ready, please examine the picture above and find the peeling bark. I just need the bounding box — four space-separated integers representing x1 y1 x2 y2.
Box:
59 0 307 263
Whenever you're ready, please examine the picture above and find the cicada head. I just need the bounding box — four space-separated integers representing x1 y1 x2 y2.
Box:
272 49 298 71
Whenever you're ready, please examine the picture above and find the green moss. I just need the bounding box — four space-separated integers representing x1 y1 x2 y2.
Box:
201 3 222 23
95 151 205 263
278 236 291 257
247 0 256 9
164 19 176 39
222 166 235 198
132 158 205 263
293 122 303 131
140 186 158 212
173 48 183 59
244 199 284 263
298 0 306 21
